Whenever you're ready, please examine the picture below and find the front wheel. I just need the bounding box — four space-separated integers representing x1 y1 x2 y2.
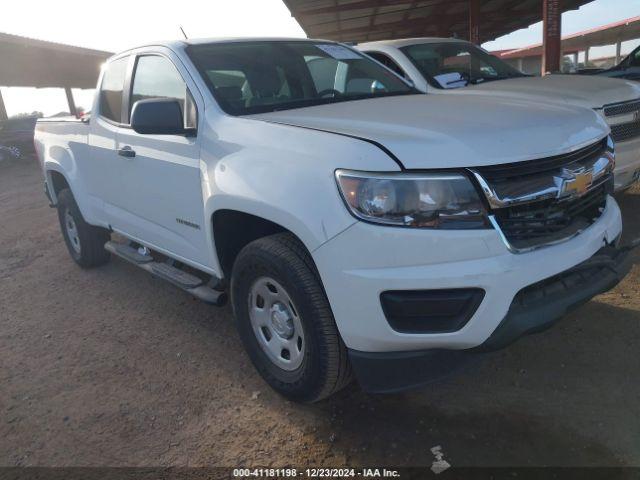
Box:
56 188 111 268
231 233 352 402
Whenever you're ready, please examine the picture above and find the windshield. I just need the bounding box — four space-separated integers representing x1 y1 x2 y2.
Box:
623 46 640 68
400 42 527 89
187 41 415 115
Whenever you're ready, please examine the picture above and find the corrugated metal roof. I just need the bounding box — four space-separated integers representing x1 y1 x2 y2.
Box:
282 0 595 44
0 32 112 89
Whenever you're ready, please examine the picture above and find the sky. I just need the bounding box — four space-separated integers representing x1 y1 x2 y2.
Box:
1 0 639 116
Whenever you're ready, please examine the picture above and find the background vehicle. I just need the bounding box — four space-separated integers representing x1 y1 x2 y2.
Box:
587 45 640 82
0 115 38 158
357 38 640 191
34 38 632 401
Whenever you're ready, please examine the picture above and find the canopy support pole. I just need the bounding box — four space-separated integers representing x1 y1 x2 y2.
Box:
469 0 480 45
65 87 77 118
615 40 622 65
0 89 7 121
542 0 562 75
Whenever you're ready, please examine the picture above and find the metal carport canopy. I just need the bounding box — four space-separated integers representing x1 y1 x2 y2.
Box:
0 32 112 120
282 0 594 44
0 32 112 89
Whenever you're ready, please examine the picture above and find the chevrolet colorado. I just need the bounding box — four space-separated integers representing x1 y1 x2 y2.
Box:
35 38 633 402
357 37 640 192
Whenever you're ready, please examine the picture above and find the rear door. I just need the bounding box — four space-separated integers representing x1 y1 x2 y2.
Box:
85 54 131 226
112 50 209 268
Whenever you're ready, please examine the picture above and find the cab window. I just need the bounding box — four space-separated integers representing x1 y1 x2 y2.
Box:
366 51 407 78
99 56 128 123
130 55 197 129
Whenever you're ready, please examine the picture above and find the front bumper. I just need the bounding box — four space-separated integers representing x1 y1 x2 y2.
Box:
348 243 634 393
313 196 624 354
614 136 640 191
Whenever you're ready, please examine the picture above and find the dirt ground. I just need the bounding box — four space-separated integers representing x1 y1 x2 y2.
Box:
0 155 639 469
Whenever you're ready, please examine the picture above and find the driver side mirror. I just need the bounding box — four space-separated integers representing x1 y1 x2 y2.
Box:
131 99 195 136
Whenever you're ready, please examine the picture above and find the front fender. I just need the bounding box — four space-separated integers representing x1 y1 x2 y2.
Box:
201 114 401 256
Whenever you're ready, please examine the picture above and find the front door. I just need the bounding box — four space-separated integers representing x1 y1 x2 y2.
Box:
110 52 210 269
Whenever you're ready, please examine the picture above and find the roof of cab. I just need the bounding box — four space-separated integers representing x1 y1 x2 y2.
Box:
112 37 338 58
357 37 469 49
183 37 325 45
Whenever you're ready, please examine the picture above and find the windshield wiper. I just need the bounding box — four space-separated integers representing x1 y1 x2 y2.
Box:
252 90 416 114
477 73 529 83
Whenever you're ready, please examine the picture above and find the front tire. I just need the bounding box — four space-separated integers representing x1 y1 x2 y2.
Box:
231 233 352 402
56 188 111 268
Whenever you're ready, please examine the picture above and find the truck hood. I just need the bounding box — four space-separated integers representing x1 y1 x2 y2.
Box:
458 74 640 109
250 94 609 169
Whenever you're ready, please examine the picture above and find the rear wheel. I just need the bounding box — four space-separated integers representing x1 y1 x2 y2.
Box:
231 232 352 402
56 188 111 268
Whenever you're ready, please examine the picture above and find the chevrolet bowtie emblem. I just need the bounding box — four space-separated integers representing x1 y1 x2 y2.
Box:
559 169 593 197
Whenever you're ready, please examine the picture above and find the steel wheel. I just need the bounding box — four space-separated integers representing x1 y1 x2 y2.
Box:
248 277 305 371
64 208 81 255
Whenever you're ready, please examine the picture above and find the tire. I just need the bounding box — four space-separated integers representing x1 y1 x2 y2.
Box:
56 188 111 268
231 232 352 402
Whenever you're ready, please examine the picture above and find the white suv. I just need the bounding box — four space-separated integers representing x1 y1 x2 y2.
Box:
358 37 640 192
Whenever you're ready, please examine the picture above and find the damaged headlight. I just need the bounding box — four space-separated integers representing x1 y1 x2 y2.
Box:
335 170 488 229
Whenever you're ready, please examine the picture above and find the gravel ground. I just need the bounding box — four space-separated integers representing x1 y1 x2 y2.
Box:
1 156 639 468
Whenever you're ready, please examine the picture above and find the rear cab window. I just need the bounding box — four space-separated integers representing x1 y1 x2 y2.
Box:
98 56 129 123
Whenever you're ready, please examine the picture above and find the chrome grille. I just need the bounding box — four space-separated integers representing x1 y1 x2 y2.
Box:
475 139 605 182
611 121 640 142
492 182 609 251
472 138 614 252
603 99 640 117
604 99 640 142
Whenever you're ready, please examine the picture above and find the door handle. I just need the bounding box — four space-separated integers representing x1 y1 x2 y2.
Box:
117 146 136 158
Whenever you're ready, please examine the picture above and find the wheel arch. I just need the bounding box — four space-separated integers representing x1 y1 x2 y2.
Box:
211 209 319 281
46 168 71 204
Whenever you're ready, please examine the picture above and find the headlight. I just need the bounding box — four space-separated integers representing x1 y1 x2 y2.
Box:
335 170 488 229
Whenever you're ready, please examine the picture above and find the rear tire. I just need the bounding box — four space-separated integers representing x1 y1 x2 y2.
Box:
56 188 111 268
231 232 352 402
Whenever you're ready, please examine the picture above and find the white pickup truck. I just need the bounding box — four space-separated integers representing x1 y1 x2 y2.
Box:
35 38 635 402
357 38 640 192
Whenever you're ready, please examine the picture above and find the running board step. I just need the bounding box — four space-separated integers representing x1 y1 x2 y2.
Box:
104 241 227 306
151 262 203 289
110 243 153 263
